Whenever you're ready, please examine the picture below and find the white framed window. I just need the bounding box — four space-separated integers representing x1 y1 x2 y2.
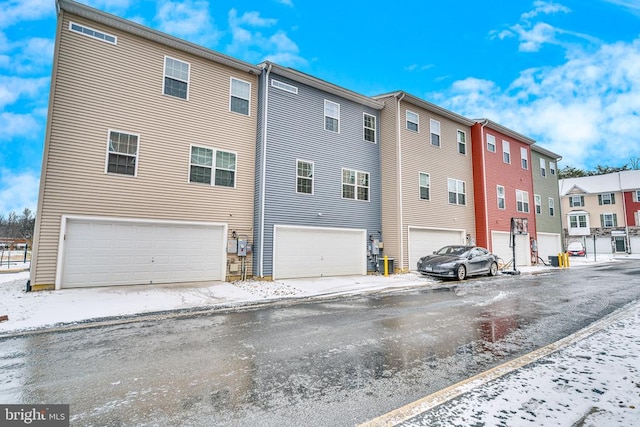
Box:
324 100 340 132
549 197 555 216
535 194 541 214
497 185 505 209
486 134 496 152
448 178 466 205
189 145 236 187
601 213 617 228
419 172 430 200
363 113 376 143
406 110 419 132
569 214 587 228
106 130 138 176
163 56 190 100
296 160 313 194
550 162 556 175
635 190 640 202
540 158 547 177
457 130 466 155
502 140 511 164
342 168 369 201
516 189 529 213
230 78 251 115
598 193 615 205
430 119 441 147
521 147 528 169
69 22 117 44
569 195 584 207
271 79 298 94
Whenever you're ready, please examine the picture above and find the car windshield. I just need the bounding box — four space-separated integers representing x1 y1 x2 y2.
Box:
435 246 469 256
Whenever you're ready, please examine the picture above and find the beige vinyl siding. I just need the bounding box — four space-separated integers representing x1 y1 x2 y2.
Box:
31 12 258 287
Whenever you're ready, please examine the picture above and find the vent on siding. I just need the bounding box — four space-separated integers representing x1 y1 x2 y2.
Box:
69 22 117 45
271 79 298 94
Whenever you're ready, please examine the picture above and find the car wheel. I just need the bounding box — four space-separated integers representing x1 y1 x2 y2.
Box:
456 265 467 280
488 262 498 276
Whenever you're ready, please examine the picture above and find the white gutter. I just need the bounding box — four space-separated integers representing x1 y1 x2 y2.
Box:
397 93 405 271
259 63 272 277
480 119 490 248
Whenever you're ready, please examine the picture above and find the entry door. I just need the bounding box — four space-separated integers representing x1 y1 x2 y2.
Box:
614 236 626 253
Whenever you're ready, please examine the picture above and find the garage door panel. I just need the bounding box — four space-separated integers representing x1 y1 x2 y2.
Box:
408 228 465 271
492 232 530 267
537 233 561 262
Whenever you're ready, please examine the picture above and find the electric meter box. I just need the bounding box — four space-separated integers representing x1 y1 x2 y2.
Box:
237 238 248 256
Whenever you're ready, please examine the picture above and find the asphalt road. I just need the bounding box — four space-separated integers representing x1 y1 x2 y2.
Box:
1 260 639 426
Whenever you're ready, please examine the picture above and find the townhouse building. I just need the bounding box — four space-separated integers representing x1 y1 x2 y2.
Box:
531 145 563 262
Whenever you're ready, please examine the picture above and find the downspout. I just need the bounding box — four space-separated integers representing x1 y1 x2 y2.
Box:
396 93 405 271
258 63 272 277
479 119 490 249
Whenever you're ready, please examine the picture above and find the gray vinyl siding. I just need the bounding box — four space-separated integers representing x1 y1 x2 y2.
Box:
31 10 259 287
255 73 381 277
531 149 562 234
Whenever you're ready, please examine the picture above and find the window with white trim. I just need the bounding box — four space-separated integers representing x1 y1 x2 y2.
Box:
296 160 313 194
598 193 615 205
516 189 529 213
550 162 556 175
521 147 528 169
486 134 496 152
271 79 298 94
107 130 138 176
189 145 236 187
419 172 430 200
363 113 376 143
569 214 587 228
230 78 251 115
69 22 117 44
163 56 190 100
601 213 617 228
535 194 541 214
406 110 419 132
549 197 555 216
457 130 466 154
635 190 640 202
540 158 546 177
569 195 584 207
497 185 505 209
502 140 511 164
430 119 441 147
324 100 340 132
448 178 466 205
342 168 369 201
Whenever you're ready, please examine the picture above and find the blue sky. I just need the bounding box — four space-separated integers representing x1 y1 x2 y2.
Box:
2 0 640 215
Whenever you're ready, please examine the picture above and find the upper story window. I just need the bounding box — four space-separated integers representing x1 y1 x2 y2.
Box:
497 185 505 209
540 158 547 177
296 160 313 194
598 193 615 205
69 22 117 45
106 130 138 176
448 178 466 205
550 162 556 175
230 78 251 115
502 140 511 164
521 147 528 169
406 110 419 132
549 197 555 216
535 194 541 214
363 113 376 143
569 214 587 228
457 130 466 155
516 189 529 213
271 79 298 94
342 169 369 201
635 190 640 202
419 172 430 200
430 119 441 147
569 195 584 207
486 134 496 152
324 100 340 132
189 145 236 187
601 213 617 228
163 56 190 100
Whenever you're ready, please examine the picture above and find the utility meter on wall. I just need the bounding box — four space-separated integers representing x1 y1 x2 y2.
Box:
237 238 247 256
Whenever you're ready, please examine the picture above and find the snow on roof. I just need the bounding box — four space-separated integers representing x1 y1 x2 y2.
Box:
619 170 640 190
559 173 622 196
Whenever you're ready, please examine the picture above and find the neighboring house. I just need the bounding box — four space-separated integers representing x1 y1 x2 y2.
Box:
531 145 563 263
253 62 384 280
373 92 477 272
30 0 261 290
560 170 640 255
471 120 537 267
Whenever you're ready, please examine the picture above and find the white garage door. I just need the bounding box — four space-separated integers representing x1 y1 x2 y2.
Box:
537 232 561 263
408 227 465 271
59 217 226 288
273 225 366 279
491 231 530 267
630 236 640 254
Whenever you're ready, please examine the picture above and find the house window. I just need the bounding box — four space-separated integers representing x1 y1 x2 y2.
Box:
430 119 441 147
271 79 298 94
516 189 529 213
189 146 236 187
296 160 313 194
342 169 369 201
540 158 546 177
69 22 117 44
230 78 251 115
601 213 617 228
549 198 555 216
486 134 496 152
521 147 528 169
406 110 419 132
550 162 556 175
598 193 615 205
106 130 138 176
363 113 376 143
635 190 640 202
163 56 190 100
457 130 466 154
569 195 584 207
448 178 466 205
569 214 587 228
324 100 340 132
502 140 511 164
419 172 430 200
497 185 505 209
535 194 541 214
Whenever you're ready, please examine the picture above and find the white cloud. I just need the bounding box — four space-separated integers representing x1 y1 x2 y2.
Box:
603 0 640 14
521 1 571 20
0 76 49 109
81 0 132 14
0 112 41 141
404 64 434 72
231 11 277 27
277 0 294 6
0 168 39 215
156 0 221 46
0 0 53 29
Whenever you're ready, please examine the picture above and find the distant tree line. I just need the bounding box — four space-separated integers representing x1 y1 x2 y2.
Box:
558 156 640 179
0 208 36 244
